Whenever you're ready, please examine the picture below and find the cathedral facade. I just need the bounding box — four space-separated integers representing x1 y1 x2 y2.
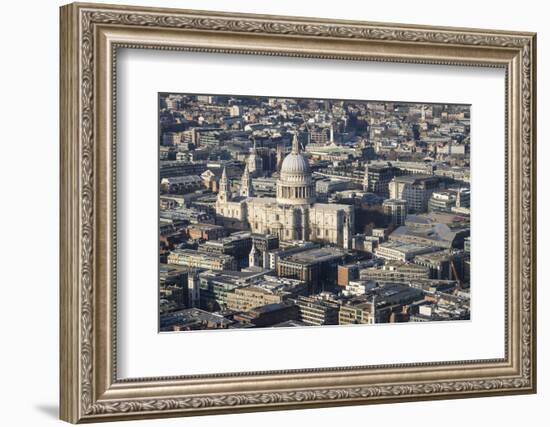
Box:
215 134 354 249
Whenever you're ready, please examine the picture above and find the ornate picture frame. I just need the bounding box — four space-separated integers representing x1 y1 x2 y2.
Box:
60 2 536 423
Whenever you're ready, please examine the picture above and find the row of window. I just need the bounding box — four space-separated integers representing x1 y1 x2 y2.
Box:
278 185 313 199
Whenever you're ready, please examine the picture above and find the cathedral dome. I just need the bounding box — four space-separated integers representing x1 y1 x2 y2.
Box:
280 133 311 180
280 152 310 176
276 133 316 205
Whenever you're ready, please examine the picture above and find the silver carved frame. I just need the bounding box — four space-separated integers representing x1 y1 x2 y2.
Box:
60 2 537 423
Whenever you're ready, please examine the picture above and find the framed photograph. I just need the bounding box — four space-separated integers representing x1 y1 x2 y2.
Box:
60 2 537 423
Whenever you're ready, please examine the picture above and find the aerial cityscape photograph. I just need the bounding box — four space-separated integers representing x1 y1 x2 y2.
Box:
158 93 471 332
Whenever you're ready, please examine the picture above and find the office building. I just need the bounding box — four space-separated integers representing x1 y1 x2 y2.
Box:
277 246 348 292
339 298 375 325
198 231 253 268
233 302 300 327
160 308 233 331
382 198 408 226
292 295 340 326
363 163 403 197
389 174 442 213
389 212 470 250
167 248 237 271
374 241 440 261
360 260 430 283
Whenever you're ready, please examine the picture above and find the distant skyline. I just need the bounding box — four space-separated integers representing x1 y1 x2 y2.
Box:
159 91 471 106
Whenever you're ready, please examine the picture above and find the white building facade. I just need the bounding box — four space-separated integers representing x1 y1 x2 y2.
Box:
216 134 354 249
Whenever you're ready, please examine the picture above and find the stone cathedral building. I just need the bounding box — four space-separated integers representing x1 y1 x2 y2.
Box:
216 134 354 248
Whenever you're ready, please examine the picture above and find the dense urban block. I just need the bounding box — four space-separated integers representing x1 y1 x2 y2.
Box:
158 93 471 331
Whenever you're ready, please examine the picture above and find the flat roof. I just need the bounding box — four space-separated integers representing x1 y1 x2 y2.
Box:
286 247 347 264
187 223 224 230
392 174 437 184
160 308 232 328
170 248 234 260
252 302 290 314
414 250 455 261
